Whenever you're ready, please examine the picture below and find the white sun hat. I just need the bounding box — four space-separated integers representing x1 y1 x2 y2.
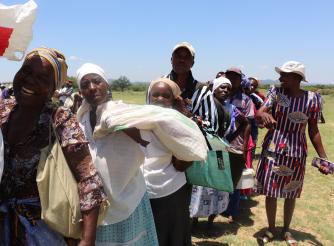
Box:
275 61 308 82
172 42 196 57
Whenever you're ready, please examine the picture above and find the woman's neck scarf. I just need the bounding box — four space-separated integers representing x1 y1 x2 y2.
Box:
25 47 68 90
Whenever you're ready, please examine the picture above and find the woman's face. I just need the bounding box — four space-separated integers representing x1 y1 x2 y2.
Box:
13 56 55 108
149 82 175 108
80 73 109 106
279 72 301 89
171 48 194 75
225 72 242 92
214 84 231 102
250 79 258 93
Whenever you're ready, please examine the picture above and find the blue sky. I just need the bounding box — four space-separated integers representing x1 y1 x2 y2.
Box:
1 0 334 84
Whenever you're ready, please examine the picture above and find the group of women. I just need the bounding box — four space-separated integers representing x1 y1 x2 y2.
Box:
0 47 329 246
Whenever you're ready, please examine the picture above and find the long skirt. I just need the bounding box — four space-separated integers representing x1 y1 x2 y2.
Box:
255 153 306 198
150 184 192 246
95 193 158 246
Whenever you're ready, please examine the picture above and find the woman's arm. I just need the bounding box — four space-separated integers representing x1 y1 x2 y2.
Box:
255 105 277 130
308 118 329 174
79 208 99 246
54 108 106 245
308 118 327 159
242 121 251 157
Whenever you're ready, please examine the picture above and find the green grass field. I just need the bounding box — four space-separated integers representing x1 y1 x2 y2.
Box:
113 91 334 246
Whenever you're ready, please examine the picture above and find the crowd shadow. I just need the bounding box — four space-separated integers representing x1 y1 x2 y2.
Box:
191 197 258 240
253 227 325 246
193 241 229 246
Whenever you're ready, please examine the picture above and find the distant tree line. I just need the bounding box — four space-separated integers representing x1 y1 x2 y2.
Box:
110 76 148 92
68 75 149 92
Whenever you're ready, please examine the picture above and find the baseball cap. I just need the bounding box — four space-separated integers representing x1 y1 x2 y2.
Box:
225 67 242 75
172 42 196 57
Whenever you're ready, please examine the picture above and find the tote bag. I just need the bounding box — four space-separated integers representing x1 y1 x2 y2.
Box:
186 128 234 193
36 124 108 239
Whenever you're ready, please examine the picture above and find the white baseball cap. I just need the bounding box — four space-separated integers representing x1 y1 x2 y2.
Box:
172 42 196 57
275 61 308 82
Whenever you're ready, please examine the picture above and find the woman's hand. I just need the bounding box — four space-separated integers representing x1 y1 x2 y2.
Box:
174 97 193 118
261 112 277 130
172 156 193 172
123 128 150 147
78 239 95 246
318 165 329 175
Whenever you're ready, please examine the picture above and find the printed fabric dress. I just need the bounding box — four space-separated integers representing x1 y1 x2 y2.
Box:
0 98 106 245
255 87 321 198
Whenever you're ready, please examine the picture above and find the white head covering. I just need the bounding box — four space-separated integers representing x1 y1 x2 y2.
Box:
76 63 108 89
275 61 308 82
147 77 181 104
212 77 232 92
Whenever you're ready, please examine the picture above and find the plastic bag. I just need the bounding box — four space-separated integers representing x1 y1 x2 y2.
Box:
0 0 37 61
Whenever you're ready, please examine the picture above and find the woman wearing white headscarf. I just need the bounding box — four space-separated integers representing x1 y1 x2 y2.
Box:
191 76 250 229
190 77 233 230
76 63 159 246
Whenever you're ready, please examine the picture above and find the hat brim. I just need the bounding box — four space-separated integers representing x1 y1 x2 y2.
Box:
172 46 195 57
275 67 308 82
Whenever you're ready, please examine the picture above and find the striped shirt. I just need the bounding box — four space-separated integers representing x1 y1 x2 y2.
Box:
165 71 218 132
262 87 321 158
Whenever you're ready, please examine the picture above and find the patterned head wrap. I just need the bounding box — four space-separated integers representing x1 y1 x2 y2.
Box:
241 74 251 89
24 47 68 89
147 77 181 103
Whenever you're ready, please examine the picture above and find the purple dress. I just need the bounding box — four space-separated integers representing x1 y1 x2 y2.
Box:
255 87 321 198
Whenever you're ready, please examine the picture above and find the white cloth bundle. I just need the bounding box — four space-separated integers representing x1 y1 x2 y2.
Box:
93 101 208 161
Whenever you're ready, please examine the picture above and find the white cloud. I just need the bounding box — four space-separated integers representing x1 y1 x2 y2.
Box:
69 55 84 61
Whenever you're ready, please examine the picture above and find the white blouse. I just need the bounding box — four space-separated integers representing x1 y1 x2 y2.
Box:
140 130 187 199
79 111 146 225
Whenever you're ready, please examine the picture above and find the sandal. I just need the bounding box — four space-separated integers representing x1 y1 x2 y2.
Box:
282 231 298 246
257 230 274 245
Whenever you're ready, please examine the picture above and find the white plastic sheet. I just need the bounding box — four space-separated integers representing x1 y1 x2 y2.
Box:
0 0 37 61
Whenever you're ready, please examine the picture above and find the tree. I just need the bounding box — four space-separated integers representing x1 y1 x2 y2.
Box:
111 76 131 91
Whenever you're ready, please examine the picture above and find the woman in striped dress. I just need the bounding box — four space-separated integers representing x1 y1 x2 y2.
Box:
255 61 328 245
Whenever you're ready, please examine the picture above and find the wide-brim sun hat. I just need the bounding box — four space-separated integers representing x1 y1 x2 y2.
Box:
275 61 308 82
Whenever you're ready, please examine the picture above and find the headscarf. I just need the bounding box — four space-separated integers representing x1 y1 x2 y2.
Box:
76 63 109 89
147 77 181 103
249 77 260 86
212 77 232 92
241 74 251 90
25 47 68 89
